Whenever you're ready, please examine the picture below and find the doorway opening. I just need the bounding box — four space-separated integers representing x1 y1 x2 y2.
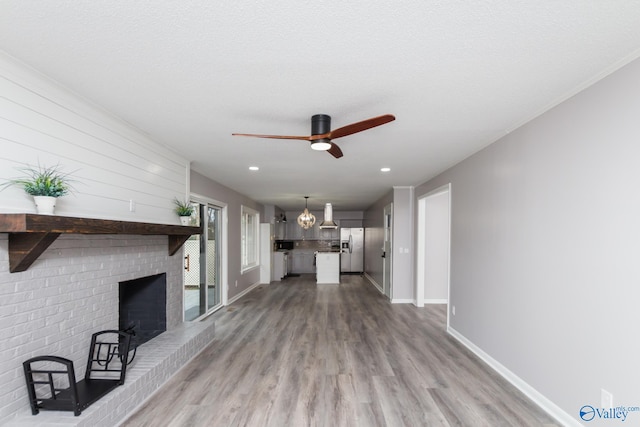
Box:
416 184 451 320
382 203 393 299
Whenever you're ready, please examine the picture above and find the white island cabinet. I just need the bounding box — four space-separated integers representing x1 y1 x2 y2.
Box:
315 252 340 284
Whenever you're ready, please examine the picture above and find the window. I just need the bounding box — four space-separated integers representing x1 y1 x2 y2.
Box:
241 205 259 272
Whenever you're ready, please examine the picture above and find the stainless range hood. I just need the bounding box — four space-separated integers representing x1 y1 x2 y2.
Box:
318 203 338 229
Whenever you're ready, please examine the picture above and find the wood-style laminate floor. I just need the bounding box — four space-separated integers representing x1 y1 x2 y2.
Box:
120 274 560 427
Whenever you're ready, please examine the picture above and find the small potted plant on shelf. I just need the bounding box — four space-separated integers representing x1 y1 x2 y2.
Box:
2 163 76 215
174 198 194 225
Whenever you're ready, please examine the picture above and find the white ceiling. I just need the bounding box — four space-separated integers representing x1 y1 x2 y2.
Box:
2 1 640 211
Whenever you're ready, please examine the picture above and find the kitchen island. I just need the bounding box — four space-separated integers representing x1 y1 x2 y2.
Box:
315 251 340 284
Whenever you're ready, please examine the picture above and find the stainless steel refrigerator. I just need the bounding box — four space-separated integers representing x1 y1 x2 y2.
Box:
340 227 364 273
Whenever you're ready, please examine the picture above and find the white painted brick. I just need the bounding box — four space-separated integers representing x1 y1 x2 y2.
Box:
0 235 191 424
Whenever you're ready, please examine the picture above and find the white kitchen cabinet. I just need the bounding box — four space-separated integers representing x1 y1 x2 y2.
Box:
299 227 308 240
274 221 286 240
286 222 303 240
304 221 317 240
306 222 320 240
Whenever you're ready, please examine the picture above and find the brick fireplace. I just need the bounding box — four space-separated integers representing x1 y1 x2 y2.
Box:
0 234 216 425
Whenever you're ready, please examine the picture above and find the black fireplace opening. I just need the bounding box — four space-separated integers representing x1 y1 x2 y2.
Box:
119 273 167 349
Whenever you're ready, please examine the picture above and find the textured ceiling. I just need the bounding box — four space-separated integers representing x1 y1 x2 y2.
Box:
2 1 640 210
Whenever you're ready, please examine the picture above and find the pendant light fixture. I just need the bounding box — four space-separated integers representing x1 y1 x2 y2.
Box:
297 196 316 229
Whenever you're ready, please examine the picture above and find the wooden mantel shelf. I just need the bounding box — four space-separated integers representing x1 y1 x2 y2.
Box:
0 213 203 273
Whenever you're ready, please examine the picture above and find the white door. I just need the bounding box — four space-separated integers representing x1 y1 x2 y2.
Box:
382 203 393 298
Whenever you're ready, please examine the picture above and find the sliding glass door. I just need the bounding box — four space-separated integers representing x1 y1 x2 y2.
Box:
184 201 223 321
205 205 222 311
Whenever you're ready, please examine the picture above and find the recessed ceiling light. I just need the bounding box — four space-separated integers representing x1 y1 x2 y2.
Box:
249 166 259 171
380 167 391 172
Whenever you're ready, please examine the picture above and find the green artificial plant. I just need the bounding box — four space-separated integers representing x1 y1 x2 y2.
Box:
173 198 195 216
3 163 75 197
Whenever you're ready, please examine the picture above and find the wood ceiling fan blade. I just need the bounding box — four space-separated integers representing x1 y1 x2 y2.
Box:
327 143 343 159
328 114 396 140
232 133 312 141
309 133 331 140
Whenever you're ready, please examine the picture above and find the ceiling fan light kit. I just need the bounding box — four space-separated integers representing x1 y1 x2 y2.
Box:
310 139 332 151
232 113 395 159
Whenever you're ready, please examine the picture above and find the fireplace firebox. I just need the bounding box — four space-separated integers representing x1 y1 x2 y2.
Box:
119 273 167 349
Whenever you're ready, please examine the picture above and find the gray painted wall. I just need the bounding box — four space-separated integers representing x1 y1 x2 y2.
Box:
363 187 415 301
414 55 640 424
391 187 414 301
363 190 392 290
190 170 263 301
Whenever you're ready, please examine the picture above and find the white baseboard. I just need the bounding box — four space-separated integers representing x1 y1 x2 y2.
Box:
227 280 262 305
424 298 447 304
363 272 383 294
447 326 581 427
391 298 414 304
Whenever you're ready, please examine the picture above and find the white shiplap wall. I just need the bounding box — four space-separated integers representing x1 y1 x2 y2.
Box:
0 51 189 223
0 52 195 423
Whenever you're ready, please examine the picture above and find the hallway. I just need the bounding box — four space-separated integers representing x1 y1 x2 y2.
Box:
121 275 558 426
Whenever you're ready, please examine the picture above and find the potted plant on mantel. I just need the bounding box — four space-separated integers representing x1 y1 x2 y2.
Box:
2 163 76 215
174 198 195 225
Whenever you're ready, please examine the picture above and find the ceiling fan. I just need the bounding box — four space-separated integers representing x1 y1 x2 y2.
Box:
232 113 395 158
